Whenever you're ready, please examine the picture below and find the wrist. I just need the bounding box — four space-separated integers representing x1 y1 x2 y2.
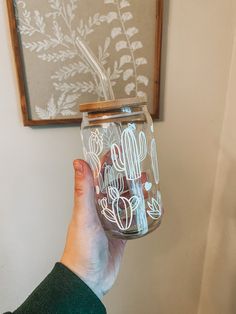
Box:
60 258 104 300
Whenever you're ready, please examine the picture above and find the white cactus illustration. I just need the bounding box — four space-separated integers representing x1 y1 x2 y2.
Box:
85 129 103 176
150 123 154 133
147 191 163 220
151 138 160 185
98 164 124 196
99 197 117 224
111 124 147 180
102 126 121 149
99 187 139 231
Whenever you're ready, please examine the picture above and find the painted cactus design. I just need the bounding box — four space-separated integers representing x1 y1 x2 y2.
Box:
98 164 124 196
147 191 163 220
151 138 160 184
85 129 103 177
99 187 139 231
111 125 147 180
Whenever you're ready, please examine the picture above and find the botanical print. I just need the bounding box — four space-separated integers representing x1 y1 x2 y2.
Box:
13 0 153 120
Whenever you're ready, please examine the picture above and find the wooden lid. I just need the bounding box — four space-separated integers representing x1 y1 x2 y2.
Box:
79 97 146 113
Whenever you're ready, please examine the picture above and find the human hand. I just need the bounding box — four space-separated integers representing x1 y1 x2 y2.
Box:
60 159 126 299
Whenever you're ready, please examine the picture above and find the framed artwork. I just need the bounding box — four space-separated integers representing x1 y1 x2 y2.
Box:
7 0 163 126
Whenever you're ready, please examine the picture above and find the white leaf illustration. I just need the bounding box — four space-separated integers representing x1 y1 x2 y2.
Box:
65 93 79 104
61 102 77 109
137 91 147 99
51 62 89 81
131 41 143 51
126 27 138 38
57 92 66 108
135 57 148 66
34 10 45 33
122 12 133 22
98 37 111 65
23 40 57 53
125 83 135 95
104 37 111 51
108 61 123 81
119 55 132 67
61 109 77 116
111 27 122 38
123 69 134 81
106 12 118 23
49 0 62 11
116 41 128 51
35 106 50 119
38 50 77 63
137 75 149 86
104 0 115 3
47 96 57 117
52 20 63 41
120 0 130 9
54 81 96 94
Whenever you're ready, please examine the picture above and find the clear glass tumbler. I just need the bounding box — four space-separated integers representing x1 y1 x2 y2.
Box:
80 97 163 239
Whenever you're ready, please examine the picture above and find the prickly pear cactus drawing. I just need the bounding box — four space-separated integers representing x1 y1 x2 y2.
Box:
13 0 151 120
99 187 139 230
111 124 147 180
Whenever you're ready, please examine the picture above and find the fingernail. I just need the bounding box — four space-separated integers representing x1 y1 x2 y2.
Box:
77 161 84 175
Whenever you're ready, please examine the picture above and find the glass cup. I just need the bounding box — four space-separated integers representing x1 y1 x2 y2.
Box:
80 97 163 239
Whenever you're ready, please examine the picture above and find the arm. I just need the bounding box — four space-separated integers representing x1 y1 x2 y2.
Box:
5 160 126 314
6 263 106 314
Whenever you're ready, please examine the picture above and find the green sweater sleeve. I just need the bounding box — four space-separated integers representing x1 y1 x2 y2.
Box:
5 263 106 314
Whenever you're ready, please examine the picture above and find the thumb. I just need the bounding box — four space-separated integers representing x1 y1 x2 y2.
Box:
73 159 100 227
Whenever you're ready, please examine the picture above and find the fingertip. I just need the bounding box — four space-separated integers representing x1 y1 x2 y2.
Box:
73 159 80 167
73 159 96 217
73 159 93 177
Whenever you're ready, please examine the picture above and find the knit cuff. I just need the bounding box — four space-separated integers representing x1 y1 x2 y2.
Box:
13 262 106 314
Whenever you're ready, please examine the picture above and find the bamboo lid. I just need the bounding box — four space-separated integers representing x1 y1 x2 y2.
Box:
79 97 146 113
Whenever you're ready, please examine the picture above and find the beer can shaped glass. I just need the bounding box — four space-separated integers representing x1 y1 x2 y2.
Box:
80 98 163 239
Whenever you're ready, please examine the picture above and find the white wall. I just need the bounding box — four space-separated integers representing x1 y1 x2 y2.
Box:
198 18 236 314
0 1 235 314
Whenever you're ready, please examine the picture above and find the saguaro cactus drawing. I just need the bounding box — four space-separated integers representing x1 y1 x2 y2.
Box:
151 138 160 184
99 187 139 231
111 125 147 180
85 129 103 176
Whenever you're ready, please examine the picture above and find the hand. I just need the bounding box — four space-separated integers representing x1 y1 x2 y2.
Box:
61 160 126 299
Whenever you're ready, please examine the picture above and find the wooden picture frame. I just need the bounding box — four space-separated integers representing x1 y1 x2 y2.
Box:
7 0 163 126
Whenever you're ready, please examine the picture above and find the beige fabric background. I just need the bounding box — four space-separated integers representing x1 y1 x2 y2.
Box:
0 1 236 314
